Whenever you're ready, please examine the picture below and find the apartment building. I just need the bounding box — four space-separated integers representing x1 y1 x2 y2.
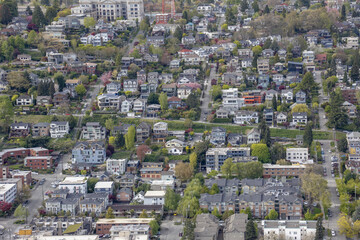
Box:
96 218 154 235
204 178 240 195
50 121 70 138
32 122 50 137
9 123 31 138
58 177 88 194
262 220 316 240
81 122 106 140
24 156 53 170
106 158 127 175
0 184 17 203
72 141 106 165
153 122 168 142
140 162 163 179
0 147 49 165
263 164 306 178
286 148 313 164
136 122 151 143
206 147 252 172
143 190 166 205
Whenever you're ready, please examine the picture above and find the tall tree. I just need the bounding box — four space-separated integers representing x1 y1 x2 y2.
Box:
341 5 346 21
105 207 114 218
164 188 180 212
338 136 348 152
115 132 125 148
189 152 197 171
7 72 30 92
221 158 233 179
45 7 57 23
351 51 360 82
84 17 96 28
32 5 46 27
75 84 86 99
245 219 257 240
264 5 270 14
251 143 270 163
175 162 193 182
315 217 324 240
125 125 135 150
272 97 277 111
0 4 12 24
54 72 65 91
303 124 313 148
0 96 13 133
173 26 183 41
159 92 168 111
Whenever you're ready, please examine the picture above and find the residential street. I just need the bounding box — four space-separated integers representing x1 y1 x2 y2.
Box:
200 63 216 122
314 70 329 131
160 216 183 240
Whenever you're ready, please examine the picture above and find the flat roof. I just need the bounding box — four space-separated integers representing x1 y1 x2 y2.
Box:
96 218 154 224
94 181 113 188
263 164 306 169
144 190 166 197
60 177 87 184
35 236 99 240
0 184 16 193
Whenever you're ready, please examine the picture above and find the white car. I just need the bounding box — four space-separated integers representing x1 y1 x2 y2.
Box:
331 230 336 237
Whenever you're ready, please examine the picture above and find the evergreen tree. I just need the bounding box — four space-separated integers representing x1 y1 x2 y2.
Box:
26 6 32 15
252 0 259 12
0 4 12 24
173 26 183 41
329 57 337 77
272 97 277 111
351 51 360 82
343 71 349 85
41 0 50 6
315 217 324 240
303 124 313 148
341 5 346 21
264 5 270 14
115 132 125 148
49 81 55 98
32 5 46 27
264 127 271 147
245 219 257 240
241 0 248 12
45 7 57 24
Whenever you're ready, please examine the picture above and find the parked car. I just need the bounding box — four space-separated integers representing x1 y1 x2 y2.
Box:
331 230 336 237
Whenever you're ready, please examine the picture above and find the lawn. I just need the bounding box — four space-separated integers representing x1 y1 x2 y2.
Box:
16 115 53 123
168 154 190 161
112 150 132 159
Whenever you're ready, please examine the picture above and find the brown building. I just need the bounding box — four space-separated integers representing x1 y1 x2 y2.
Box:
140 162 163 179
136 122 152 143
53 92 70 106
115 188 132 202
110 204 163 217
199 193 237 213
96 218 154 235
342 89 357 105
9 123 31 138
0 147 50 165
12 171 32 186
0 166 10 179
32 123 50 137
263 164 306 178
24 156 53 170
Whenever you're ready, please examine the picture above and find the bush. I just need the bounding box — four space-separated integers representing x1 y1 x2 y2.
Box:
213 118 232 123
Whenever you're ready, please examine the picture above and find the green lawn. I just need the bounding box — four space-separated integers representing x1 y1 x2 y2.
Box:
168 154 190 161
16 115 53 123
112 150 132 159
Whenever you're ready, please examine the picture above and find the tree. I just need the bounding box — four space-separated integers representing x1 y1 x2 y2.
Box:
137 145 150 162
45 6 57 23
26 6 32 15
301 172 327 201
222 210 234 220
75 84 86 99
303 124 313 148
106 207 114 218
338 214 360 238
84 17 96 28
315 217 324 240
296 72 318 99
115 132 125 148
139 18 150 32
159 92 168 111
0 96 13 133
174 26 183 41
240 0 248 12
251 144 270 163
245 219 258 240
147 93 159 104
0 4 12 24
252 45 263 57
87 178 99 193
27 30 37 46
252 0 259 12
41 0 50 5
32 5 46 27
175 162 193 182
186 92 200 109
264 5 270 14
265 209 278 220
164 188 180 212
272 96 277 111
211 85 222 101
341 5 346 21
184 118 193 129
212 207 221 218
54 72 65 91
105 118 116 132
210 184 220 195
149 220 159 236
177 196 199 218
0 201 12 213
125 125 135 150
189 152 197 171
14 204 27 220
351 52 359 82
139 209 148 218
221 158 234 178
338 136 348 152
276 159 291 165
7 72 30 92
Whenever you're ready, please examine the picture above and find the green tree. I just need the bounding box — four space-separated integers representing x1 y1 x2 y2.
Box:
41 0 50 6
87 178 99 193
32 5 46 27
222 210 234 220
7 71 30 92
14 204 28 220
139 18 150 32
106 207 114 218
252 45 263 57
245 219 257 240
186 92 200 109
177 196 199 218
338 136 348 152
159 92 168 111
15 35 25 53
115 132 125 148
174 26 183 41
175 162 193 182
296 72 318 100
252 0 259 12
315 217 324 240
27 30 37 46
212 207 221 218
351 52 359 82
251 144 270 163
105 118 116 132
303 124 313 148
75 84 86 99
54 72 65 91
147 93 159 104
210 184 220 195
211 85 222 101
149 220 159 236
189 152 197 171
0 4 12 24
240 0 248 12
0 96 13 133
301 172 327 201
139 209 148 218
164 188 180 212
125 125 135 150
221 158 234 179
84 17 96 28
265 209 278 220
272 97 277 111
45 6 57 23
341 5 346 21
264 5 270 14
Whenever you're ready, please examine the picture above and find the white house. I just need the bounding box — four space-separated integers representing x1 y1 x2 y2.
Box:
143 190 166 205
286 148 313 164
0 184 17 203
50 121 69 138
165 139 185 155
233 111 259 124
94 181 114 195
262 220 316 240
222 88 238 98
58 177 88 194
281 89 293 103
106 158 127 175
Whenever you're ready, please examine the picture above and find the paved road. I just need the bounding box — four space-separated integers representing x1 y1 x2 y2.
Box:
200 63 216 122
314 70 329 131
160 216 183 240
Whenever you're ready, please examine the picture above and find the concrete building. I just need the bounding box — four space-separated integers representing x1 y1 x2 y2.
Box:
96 218 154 235
262 220 317 240
72 141 106 165
50 121 70 138
58 177 88 194
94 181 114 195
286 148 313 164
24 156 53 170
143 190 165 205
0 183 17 203
81 122 106 140
206 147 252 172
106 158 127 175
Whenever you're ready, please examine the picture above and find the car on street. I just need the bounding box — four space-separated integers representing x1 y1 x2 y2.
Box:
331 230 336 237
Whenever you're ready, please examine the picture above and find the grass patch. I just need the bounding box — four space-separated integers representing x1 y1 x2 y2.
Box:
9 164 24 170
111 150 132 159
168 154 190 161
313 207 321 215
16 115 53 123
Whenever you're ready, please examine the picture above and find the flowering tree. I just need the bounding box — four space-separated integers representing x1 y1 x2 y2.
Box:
100 71 112 86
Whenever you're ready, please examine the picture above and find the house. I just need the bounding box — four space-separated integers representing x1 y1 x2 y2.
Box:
165 139 185 155
147 36 165 46
223 214 248 240
177 85 193 99
123 79 138 92
210 127 226 146
227 133 243 146
257 58 270 73
32 123 50 137
238 49 253 58
133 99 146 113
53 92 70 106
118 173 136 188
72 141 106 165
36 96 52 106
281 89 293 103
242 90 262 104
0 184 17 203
233 111 259 125
16 95 33 106
50 121 69 138
278 49 287 60
206 147 252 172
24 155 53 170
222 88 238 98
106 158 127 176
97 94 121 110
153 122 168 142
116 188 132 202
273 74 284 86
302 50 315 63
81 122 106 140
222 98 244 111
136 122 151 143
286 148 312 164
94 181 114 195
45 192 82 215
294 89 307 103
182 35 196 45
143 190 165 205
262 220 316 240
276 112 288 124
9 123 31 138
140 162 163 180
292 112 307 125
264 108 274 125
216 108 229 119
199 193 238 213
170 59 181 69
106 82 121 94
120 99 132 113
265 90 278 101
262 49 274 58
58 177 88 194
113 124 134 135
79 193 109 215
168 96 183 109
194 214 219 240
247 128 260 144
162 83 177 97
205 178 240 195
288 61 303 74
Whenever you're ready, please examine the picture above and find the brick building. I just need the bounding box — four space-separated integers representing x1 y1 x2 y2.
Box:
24 156 53 170
263 164 306 178
0 147 50 165
96 218 154 235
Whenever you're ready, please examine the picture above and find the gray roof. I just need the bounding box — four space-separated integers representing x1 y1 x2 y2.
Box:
205 178 240 188
119 188 132 195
